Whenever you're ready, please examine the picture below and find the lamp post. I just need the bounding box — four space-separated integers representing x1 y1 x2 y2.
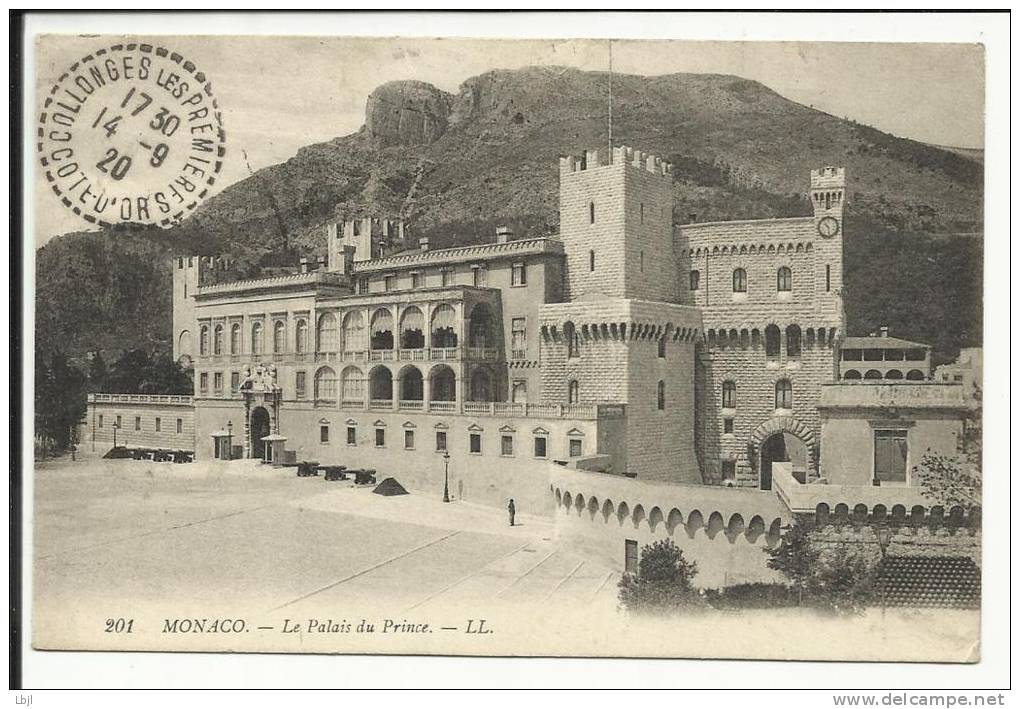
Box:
442 450 451 503
226 420 233 461
112 421 119 449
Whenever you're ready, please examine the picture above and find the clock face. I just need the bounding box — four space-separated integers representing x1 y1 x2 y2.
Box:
818 216 839 237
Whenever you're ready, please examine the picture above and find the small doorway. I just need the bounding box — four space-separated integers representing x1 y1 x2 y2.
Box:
251 407 270 459
759 432 808 490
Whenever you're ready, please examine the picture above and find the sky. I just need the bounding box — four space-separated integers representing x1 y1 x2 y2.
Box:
33 36 984 243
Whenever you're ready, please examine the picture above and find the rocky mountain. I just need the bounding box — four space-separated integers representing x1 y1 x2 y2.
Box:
35 66 983 363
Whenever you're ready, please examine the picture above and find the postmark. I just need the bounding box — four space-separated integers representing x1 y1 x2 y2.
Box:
37 42 226 228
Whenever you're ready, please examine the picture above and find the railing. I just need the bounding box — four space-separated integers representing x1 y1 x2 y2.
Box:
368 350 395 362
399 400 424 411
398 349 426 361
340 400 365 410
772 462 930 515
428 401 456 413
88 393 194 405
314 398 338 408
369 399 393 410
510 349 527 360
339 350 368 362
429 347 460 360
466 346 499 361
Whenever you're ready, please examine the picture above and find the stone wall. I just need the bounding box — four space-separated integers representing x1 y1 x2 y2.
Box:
83 395 196 453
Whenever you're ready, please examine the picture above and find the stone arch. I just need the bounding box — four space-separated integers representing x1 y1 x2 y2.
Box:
562 490 573 511
666 508 683 535
685 509 703 538
745 515 766 543
429 364 457 402
748 415 817 479
648 506 664 533
706 511 725 539
587 496 599 519
574 493 585 515
601 498 614 523
397 364 424 402
616 501 630 527
726 514 745 543
632 504 646 529
369 365 393 401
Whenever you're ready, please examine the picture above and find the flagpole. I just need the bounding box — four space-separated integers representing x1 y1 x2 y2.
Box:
608 38 614 159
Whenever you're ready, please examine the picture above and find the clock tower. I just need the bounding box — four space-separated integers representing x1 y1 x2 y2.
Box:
809 166 846 323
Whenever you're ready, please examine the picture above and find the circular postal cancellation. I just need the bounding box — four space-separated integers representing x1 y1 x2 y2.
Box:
37 42 226 228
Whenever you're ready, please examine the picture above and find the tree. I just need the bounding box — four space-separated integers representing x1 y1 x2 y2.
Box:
35 350 88 456
812 543 878 615
765 521 819 605
914 386 982 508
617 539 701 614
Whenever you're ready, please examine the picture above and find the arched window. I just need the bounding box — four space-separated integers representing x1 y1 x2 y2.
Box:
589 202 595 224
370 309 395 350
589 249 595 272
317 312 338 352
775 379 793 410
764 324 781 360
250 322 263 356
732 268 747 293
314 366 337 403
213 324 223 355
295 319 307 354
340 366 364 402
273 321 286 354
906 369 926 381
864 369 883 380
657 338 666 358
885 369 904 380
657 381 666 410
568 379 580 404
777 266 792 292
564 322 580 359
786 324 802 359
843 369 862 380
722 380 736 409
199 325 209 356
230 323 241 355
689 270 700 291
430 305 457 348
341 311 365 351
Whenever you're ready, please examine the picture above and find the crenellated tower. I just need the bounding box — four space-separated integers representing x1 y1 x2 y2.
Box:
558 146 677 303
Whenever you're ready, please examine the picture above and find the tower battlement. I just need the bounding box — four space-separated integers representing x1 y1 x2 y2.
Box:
560 145 672 177
810 166 846 189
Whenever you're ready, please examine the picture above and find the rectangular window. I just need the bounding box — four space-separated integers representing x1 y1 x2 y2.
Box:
569 438 583 458
199 372 208 393
384 275 396 292
724 418 734 434
347 426 357 445
134 416 141 431
533 436 547 458
436 431 448 452
320 424 329 444
511 262 527 286
874 429 908 484
624 539 638 575
375 428 386 447
230 371 240 393
826 264 831 292
116 415 122 428
404 430 415 450
689 270 700 291
472 266 486 287
295 371 307 399
213 372 223 393
176 418 183 434
440 269 452 287
411 272 421 289
721 460 736 480
99 414 104 428
511 317 526 357
501 435 514 457
154 417 161 432
358 277 369 294
469 433 482 454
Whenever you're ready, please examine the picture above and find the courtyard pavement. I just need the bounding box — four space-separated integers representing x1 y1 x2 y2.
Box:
31 455 979 661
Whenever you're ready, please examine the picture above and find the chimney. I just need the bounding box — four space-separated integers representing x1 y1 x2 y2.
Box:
419 237 430 252
495 226 513 244
316 255 327 270
299 257 311 274
879 326 890 338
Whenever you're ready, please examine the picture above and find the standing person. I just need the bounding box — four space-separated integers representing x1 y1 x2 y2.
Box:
507 498 516 526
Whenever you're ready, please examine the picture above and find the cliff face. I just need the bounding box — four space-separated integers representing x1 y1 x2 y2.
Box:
35 67 983 361
365 81 453 147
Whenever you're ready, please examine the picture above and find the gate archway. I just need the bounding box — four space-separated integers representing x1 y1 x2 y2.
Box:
748 416 816 489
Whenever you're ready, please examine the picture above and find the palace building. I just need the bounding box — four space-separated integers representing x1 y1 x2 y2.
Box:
86 145 972 531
